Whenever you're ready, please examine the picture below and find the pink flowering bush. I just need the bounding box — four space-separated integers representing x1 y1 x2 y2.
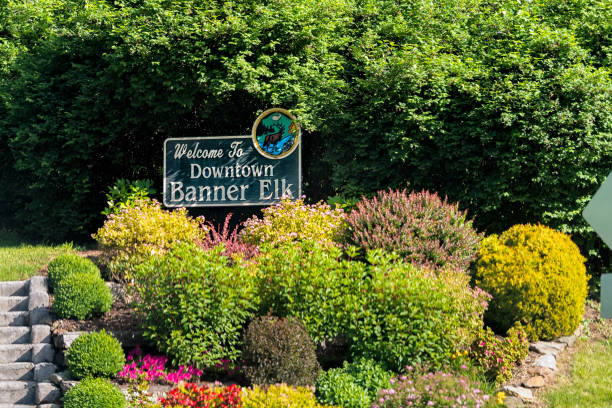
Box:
118 346 203 384
240 197 346 248
344 189 482 272
196 213 259 260
469 326 529 384
371 369 501 408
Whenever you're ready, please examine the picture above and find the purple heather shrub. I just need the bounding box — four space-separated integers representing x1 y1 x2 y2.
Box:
344 189 482 272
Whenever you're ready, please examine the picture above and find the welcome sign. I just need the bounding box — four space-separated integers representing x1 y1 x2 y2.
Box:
163 109 301 207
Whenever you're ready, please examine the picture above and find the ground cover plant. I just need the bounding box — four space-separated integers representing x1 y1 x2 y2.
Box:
118 345 203 384
475 224 589 340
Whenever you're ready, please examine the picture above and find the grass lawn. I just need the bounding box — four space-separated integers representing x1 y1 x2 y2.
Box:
544 334 612 407
0 229 73 281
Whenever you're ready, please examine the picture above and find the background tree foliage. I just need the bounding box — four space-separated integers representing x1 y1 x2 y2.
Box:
0 0 611 276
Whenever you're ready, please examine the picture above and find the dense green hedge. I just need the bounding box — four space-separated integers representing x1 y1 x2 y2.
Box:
1 0 611 274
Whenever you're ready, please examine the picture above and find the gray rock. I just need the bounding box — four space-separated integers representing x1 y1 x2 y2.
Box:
28 292 49 311
504 396 525 408
60 379 78 394
49 370 72 386
34 363 57 382
534 354 557 371
530 341 566 355
53 332 84 350
36 382 61 404
30 325 51 344
31 344 54 364
28 276 48 294
503 385 534 401
523 375 546 388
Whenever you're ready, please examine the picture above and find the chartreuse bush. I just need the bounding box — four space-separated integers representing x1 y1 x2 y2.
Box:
243 384 336 408
241 197 346 248
351 251 490 371
47 253 100 292
475 224 589 340
52 271 112 320
64 377 125 408
66 330 125 379
93 198 206 281
315 358 393 408
344 189 482 271
132 243 257 369
242 316 320 386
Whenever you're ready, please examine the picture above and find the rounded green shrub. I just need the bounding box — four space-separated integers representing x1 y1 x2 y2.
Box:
242 316 321 387
314 358 393 408
64 377 125 408
133 243 257 368
475 224 589 340
47 253 100 292
52 271 112 320
66 329 126 379
344 189 482 272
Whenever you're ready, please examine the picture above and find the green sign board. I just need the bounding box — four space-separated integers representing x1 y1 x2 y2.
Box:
164 135 301 207
583 170 612 319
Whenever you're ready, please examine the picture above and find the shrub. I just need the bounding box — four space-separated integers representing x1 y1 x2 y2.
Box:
47 253 100 292
241 197 346 248
315 370 370 408
52 271 112 320
93 198 206 281
350 251 489 372
255 242 368 344
102 178 156 217
372 370 500 408
315 358 393 408
196 213 258 260
159 383 241 408
66 330 126 380
242 316 320 387
243 384 336 408
470 326 529 384
64 377 125 408
344 189 482 272
474 224 589 340
132 243 257 368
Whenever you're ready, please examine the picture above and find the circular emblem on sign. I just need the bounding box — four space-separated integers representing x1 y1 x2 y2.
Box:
252 108 300 159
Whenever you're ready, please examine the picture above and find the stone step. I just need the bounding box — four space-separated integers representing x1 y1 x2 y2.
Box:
0 327 31 344
0 311 29 327
0 344 54 364
0 362 34 380
0 381 35 404
0 363 56 382
0 281 29 297
0 296 29 312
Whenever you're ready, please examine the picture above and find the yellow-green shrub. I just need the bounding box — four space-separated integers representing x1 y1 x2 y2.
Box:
242 384 336 408
92 198 206 281
474 224 588 340
240 198 346 248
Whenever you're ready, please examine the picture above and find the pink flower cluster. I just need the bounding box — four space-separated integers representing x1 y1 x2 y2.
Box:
118 345 203 384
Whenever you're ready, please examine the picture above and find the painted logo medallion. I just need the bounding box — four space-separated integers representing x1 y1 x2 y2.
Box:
252 108 300 159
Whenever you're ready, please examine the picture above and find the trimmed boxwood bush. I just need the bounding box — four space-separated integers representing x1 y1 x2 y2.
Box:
64 377 125 408
66 330 125 379
343 189 482 272
47 253 100 292
132 243 257 368
242 316 321 387
474 224 589 340
52 271 112 320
